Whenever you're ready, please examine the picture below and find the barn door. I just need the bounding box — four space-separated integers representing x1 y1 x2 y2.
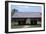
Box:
31 19 37 25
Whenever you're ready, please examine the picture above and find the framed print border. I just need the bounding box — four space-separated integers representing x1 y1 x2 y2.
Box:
5 1 45 33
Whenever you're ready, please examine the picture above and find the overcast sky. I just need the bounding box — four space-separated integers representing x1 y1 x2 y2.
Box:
11 5 42 12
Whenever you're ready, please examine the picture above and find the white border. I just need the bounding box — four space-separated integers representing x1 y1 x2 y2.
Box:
8 2 44 32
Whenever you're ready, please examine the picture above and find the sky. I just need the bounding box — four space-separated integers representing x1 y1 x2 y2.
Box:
11 5 42 12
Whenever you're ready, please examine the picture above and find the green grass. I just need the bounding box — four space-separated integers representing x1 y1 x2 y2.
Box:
11 22 41 29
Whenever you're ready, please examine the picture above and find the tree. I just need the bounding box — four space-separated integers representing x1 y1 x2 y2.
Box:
11 9 18 16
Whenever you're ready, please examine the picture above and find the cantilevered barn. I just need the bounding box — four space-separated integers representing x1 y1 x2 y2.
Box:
11 12 41 25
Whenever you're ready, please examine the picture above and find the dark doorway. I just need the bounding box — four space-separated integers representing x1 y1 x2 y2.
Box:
18 21 26 25
18 19 26 25
31 19 37 25
31 20 33 25
34 20 37 25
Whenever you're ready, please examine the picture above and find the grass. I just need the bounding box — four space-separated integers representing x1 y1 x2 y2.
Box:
11 21 41 29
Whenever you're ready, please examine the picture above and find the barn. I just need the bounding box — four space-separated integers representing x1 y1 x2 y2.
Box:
11 12 41 25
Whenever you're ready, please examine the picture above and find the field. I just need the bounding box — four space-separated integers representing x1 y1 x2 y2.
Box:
11 22 41 29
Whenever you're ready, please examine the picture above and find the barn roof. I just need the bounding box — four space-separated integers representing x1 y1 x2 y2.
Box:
12 12 41 18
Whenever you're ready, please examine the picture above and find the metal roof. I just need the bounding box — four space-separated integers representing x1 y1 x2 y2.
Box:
12 12 41 18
